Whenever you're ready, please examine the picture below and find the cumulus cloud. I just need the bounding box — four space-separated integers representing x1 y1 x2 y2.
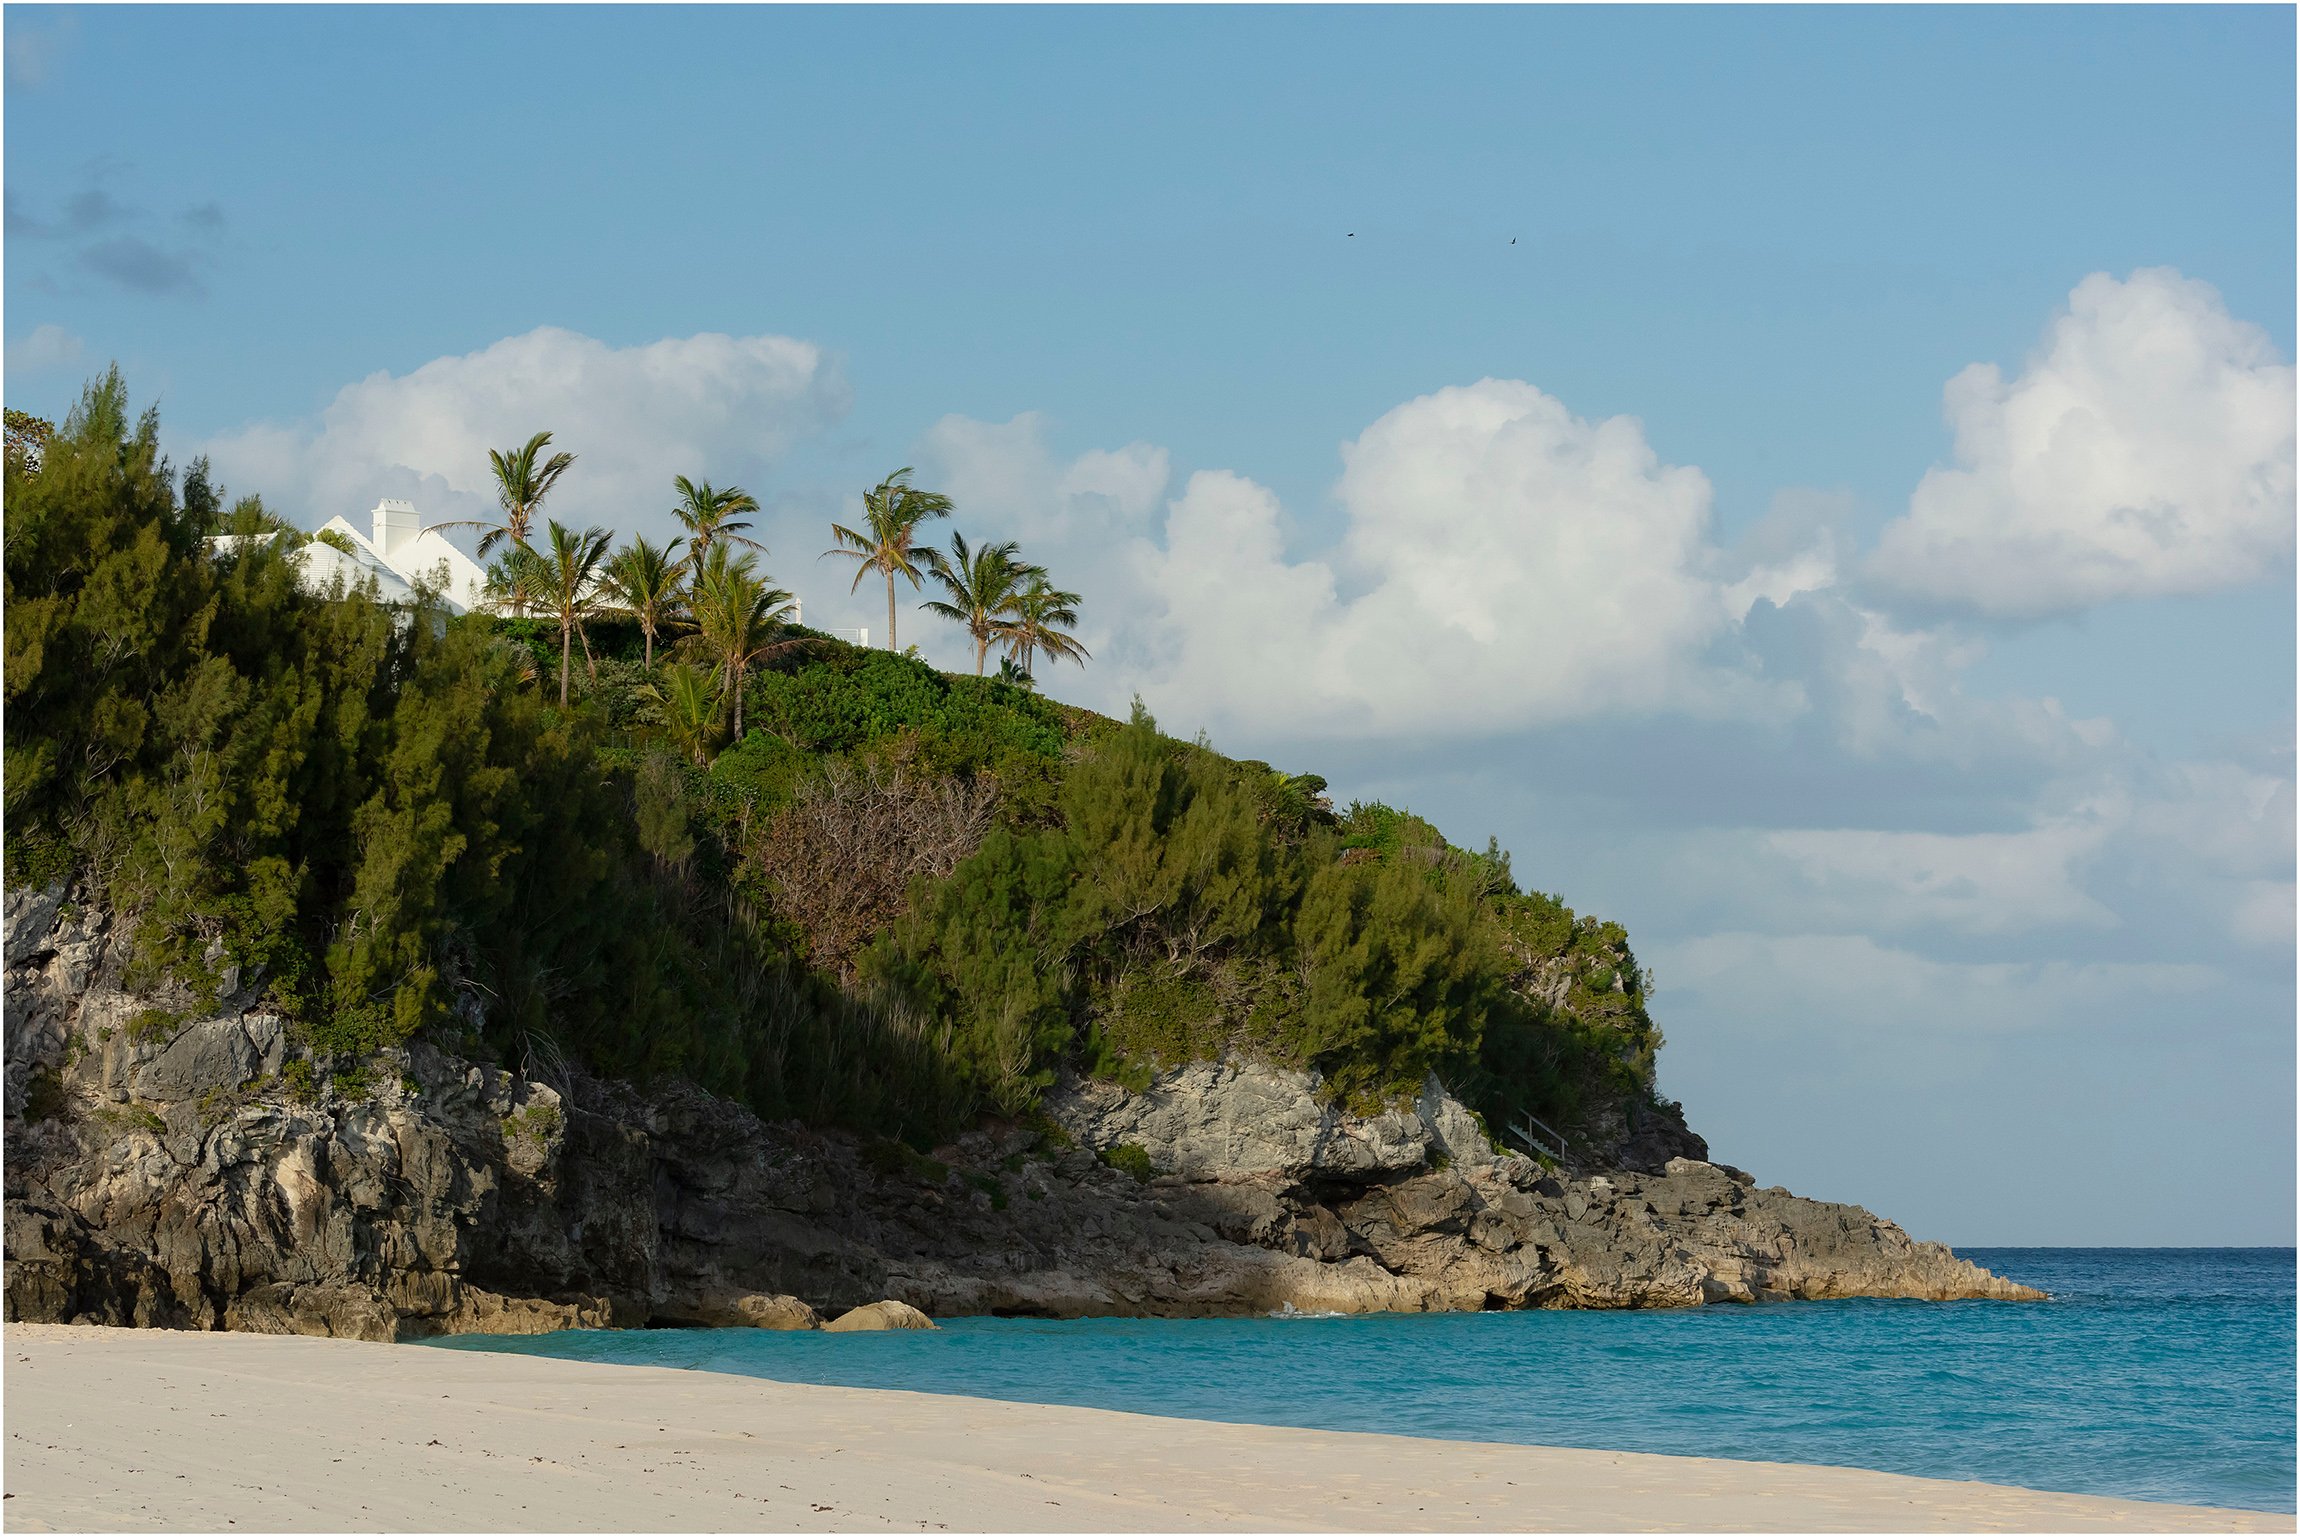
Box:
1740 586 2117 771
1870 268 2296 618
915 384 1806 741
1121 379 1792 741
880 411 1172 680
917 411 1168 544
5 324 84 374
200 327 849 540
909 378 2129 766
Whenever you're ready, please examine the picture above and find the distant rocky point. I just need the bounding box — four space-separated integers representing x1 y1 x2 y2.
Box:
2 886 2040 1340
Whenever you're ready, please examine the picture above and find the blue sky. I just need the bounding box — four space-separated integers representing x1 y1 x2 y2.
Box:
8 4 2293 1243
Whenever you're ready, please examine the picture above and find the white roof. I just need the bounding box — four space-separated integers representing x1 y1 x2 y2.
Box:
206 501 490 615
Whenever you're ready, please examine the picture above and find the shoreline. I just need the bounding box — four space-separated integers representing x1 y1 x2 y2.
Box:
4 1323 2284 1533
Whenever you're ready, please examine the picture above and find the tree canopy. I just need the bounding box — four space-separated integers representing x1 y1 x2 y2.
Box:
5 371 1677 1154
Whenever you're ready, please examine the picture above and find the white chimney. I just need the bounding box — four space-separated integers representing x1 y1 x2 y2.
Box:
372 499 420 557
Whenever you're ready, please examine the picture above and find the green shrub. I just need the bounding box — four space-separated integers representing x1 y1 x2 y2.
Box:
2 372 1675 1164
126 1008 182 1045
862 1136 950 1186
95 1103 167 1137
22 1068 67 1123
502 1100 562 1141
1100 1142 1157 1182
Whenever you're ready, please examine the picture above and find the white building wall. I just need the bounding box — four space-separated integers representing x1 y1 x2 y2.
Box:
210 501 492 615
313 503 491 614
207 532 419 605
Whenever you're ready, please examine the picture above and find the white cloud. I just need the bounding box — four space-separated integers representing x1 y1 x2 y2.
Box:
918 411 1168 544
890 411 1171 679
910 374 2133 768
200 327 848 543
1870 268 2296 618
1122 379 1790 740
1657 757 2293 952
2125 759 2294 882
5 323 82 373
1743 586 2119 772
1762 816 2119 936
1655 931 2219 1037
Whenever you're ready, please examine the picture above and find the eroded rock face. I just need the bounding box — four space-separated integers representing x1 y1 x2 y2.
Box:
1 886 2041 1340
1044 1061 1438 1183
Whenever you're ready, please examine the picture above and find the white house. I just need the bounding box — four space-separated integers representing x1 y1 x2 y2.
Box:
209 500 491 614
313 499 491 614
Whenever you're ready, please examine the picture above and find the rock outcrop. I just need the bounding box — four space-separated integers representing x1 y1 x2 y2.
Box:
1 885 2041 1340
824 1300 938 1332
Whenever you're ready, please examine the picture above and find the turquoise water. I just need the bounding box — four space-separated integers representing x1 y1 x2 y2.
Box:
433 1247 2295 1513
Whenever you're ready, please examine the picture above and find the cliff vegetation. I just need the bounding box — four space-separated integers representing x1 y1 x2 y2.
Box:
4 373 1674 1155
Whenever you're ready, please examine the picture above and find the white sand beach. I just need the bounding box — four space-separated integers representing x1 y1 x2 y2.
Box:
1 1322 2284 1533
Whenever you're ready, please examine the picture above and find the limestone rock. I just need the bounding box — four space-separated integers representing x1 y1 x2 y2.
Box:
132 1017 282 1102
664 1291 821 1330
2 886 2044 1338
1043 1061 1505 1185
3 884 65 968
1044 1060 1420 1182
824 1299 936 1332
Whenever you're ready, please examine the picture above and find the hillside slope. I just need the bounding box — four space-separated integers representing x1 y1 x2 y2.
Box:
5 373 1687 1166
3 885 2038 1334
3 373 2042 1327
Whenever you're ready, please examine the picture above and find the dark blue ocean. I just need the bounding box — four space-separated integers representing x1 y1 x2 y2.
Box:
433 1247 2296 1513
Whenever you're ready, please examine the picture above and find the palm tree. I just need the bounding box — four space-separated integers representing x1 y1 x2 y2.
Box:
672 475 764 559
921 531 1038 676
821 467 953 653
439 431 577 559
999 575 1089 680
682 544 802 738
643 661 724 766
601 535 688 669
483 545 548 620
533 520 615 706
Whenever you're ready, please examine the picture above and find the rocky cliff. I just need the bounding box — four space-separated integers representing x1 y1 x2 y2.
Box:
2 885 2041 1340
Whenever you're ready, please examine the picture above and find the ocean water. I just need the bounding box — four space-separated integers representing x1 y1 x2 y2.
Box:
432 1247 2296 1513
